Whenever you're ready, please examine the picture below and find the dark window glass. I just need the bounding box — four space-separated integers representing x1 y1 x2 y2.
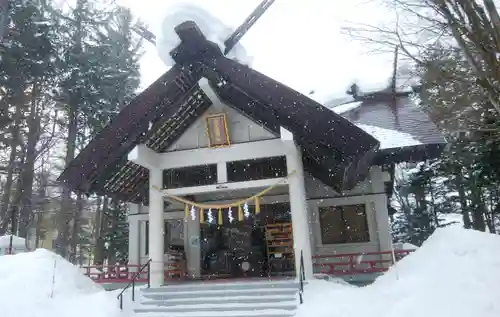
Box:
227 156 287 182
318 204 369 244
163 164 217 188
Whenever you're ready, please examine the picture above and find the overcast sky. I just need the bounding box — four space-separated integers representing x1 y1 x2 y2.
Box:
121 0 395 102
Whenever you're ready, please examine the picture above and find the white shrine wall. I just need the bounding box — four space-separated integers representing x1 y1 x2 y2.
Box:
125 79 393 283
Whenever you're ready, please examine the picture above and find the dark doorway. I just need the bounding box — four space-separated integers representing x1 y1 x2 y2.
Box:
199 202 295 279
200 222 266 279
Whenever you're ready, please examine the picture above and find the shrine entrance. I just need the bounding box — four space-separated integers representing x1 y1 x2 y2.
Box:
199 203 295 279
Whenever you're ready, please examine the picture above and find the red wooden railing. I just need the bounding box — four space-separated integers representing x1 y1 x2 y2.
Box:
81 250 414 283
312 249 414 275
81 262 185 284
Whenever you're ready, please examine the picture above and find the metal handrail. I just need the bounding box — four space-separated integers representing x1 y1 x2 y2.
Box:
299 250 305 304
116 259 151 310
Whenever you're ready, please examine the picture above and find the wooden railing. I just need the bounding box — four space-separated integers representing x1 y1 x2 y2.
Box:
81 250 414 283
81 261 185 284
312 249 414 275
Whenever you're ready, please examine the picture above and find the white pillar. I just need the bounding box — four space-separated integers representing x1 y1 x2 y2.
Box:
148 168 164 287
127 204 140 273
282 128 314 279
370 166 393 267
185 215 201 279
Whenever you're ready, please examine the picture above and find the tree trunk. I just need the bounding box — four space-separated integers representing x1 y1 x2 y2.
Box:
70 194 84 264
94 196 108 265
454 172 472 229
0 101 22 234
18 87 41 238
55 101 78 258
469 185 487 231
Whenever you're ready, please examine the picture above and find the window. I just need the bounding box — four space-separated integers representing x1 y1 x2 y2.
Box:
163 164 217 188
227 156 287 182
318 204 369 244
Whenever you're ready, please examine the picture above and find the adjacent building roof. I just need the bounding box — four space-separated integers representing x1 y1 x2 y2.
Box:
58 21 381 204
326 89 446 165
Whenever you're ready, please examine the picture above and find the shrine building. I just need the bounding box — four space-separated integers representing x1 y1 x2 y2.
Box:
58 21 445 287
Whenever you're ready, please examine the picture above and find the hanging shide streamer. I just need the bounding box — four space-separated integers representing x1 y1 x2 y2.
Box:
243 202 250 218
207 208 214 223
159 170 296 226
228 207 234 223
190 205 196 220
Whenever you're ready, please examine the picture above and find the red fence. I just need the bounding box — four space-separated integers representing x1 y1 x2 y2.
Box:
81 262 185 284
81 250 414 283
312 250 414 275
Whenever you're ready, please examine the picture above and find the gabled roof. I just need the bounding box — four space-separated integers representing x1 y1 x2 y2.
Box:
326 89 446 164
58 21 380 203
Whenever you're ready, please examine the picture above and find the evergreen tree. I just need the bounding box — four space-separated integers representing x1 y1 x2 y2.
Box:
52 0 141 258
103 199 128 264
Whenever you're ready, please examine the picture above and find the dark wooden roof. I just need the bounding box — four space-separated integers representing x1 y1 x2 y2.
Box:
58 21 380 203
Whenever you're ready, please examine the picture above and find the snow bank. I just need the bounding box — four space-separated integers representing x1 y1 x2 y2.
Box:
0 235 26 248
0 249 123 317
297 226 500 317
156 3 253 67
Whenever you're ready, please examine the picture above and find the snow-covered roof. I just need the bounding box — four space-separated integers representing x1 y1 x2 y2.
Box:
0 235 26 248
331 101 363 115
156 3 252 67
326 93 445 149
356 124 422 150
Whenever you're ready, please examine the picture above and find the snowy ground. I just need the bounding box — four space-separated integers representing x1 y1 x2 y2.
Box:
1 226 499 317
0 249 125 317
297 225 500 317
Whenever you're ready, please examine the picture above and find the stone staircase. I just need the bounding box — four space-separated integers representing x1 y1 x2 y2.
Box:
133 279 301 317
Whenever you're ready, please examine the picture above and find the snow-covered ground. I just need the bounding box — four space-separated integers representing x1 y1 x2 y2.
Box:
0 249 125 317
297 225 500 317
1 226 499 317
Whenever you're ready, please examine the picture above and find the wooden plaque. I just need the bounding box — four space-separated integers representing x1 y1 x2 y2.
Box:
206 113 230 148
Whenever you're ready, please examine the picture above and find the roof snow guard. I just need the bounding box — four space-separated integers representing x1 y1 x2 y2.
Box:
58 21 380 203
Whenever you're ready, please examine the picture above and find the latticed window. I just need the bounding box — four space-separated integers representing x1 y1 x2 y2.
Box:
318 204 369 244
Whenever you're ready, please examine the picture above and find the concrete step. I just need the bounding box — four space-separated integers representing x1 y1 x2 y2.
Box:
142 287 298 299
143 280 300 293
135 279 301 317
141 294 296 306
134 311 295 317
134 301 297 313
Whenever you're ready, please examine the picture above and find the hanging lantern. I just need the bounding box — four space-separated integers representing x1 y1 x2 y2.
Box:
244 202 250 218
190 205 196 220
228 206 234 223
207 208 214 223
